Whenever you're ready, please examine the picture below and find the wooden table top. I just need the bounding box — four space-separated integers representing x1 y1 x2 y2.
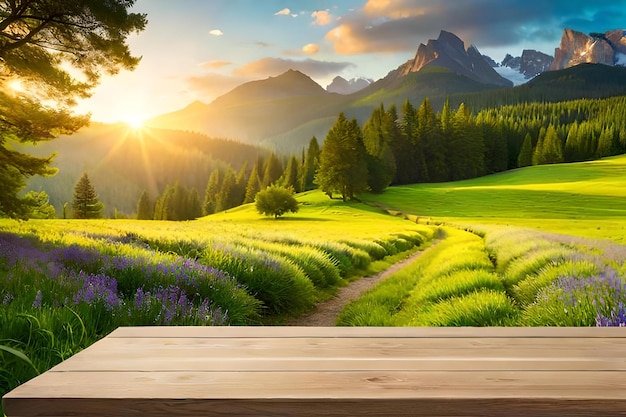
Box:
3 326 626 416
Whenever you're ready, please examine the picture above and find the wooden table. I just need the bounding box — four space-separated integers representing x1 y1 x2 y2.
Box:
3 326 626 416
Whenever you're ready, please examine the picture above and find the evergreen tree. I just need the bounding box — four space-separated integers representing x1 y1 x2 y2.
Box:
541 125 564 164
244 162 262 203
596 127 615 158
136 190 153 220
232 162 248 208
261 153 283 189
202 169 221 215
281 156 301 192
316 113 368 201
187 187 203 219
301 137 321 191
22 190 56 219
72 173 103 219
216 168 236 212
517 133 533 168
0 1 146 219
363 104 396 192
386 104 412 185
448 103 485 180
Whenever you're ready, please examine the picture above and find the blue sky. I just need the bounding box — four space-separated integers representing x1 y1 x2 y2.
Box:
77 0 626 124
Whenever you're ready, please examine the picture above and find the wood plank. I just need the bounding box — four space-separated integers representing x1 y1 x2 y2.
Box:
6 371 626 400
8 397 626 417
49 336 626 372
107 326 626 339
49 356 626 372
4 326 626 416
7 397 626 417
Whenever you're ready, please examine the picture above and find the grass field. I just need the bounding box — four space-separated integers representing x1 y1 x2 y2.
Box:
338 155 626 328
0 191 434 409
361 155 626 243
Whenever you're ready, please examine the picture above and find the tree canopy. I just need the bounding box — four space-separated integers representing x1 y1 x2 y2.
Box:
316 113 368 201
0 0 147 218
255 185 299 219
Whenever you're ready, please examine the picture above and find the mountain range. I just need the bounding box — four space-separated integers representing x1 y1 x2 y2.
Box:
26 27 626 215
146 28 626 152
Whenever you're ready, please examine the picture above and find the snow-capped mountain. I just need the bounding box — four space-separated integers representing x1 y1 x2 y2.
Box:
326 76 373 94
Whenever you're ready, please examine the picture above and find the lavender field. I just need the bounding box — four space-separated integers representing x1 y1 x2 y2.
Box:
0 207 434 401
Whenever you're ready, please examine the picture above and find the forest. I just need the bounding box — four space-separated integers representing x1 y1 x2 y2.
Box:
20 94 626 221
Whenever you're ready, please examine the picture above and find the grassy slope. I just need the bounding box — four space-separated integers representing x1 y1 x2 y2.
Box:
200 190 429 241
361 155 626 244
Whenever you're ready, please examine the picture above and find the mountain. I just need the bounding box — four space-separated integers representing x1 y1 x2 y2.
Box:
147 70 350 145
501 50 554 79
326 76 372 94
393 30 512 87
551 29 626 70
146 29 626 154
24 124 267 216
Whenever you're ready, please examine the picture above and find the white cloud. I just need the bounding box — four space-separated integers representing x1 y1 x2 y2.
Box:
209 29 224 36
302 43 320 55
275 8 292 16
312 10 333 25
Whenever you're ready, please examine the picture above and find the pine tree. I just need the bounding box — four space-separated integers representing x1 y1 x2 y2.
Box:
541 125 564 164
244 162 261 203
281 156 301 192
0 1 146 219
72 173 103 219
363 104 396 192
203 169 221 215
301 137 320 191
187 187 203 219
315 113 368 201
136 191 153 220
216 168 236 212
517 133 533 168
261 153 283 189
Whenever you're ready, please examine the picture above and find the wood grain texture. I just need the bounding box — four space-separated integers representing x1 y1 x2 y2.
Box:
4 327 626 416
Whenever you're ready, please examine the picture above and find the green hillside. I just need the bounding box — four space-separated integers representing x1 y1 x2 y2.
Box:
361 155 626 243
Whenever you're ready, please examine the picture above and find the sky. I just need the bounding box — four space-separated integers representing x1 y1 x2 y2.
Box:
75 0 626 124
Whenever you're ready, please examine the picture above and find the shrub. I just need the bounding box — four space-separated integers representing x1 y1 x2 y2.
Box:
255 185 299 218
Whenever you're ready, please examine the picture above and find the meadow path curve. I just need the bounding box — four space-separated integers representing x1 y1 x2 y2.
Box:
286 244 434 326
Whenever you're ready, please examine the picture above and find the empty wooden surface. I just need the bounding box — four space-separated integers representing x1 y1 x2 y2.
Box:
3 327 626 416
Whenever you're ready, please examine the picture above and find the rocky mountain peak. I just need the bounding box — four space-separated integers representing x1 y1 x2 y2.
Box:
551 28 625 70
326 76 372 95
397 30 512 87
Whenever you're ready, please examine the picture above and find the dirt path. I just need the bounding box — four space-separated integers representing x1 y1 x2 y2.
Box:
286 246 431 326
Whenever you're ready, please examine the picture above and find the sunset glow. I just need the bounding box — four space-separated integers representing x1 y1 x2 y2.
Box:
122 115 146 130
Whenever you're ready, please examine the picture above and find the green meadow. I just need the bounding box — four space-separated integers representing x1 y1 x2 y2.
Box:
361 155 626 243
3 156 626 413
339 155 626 328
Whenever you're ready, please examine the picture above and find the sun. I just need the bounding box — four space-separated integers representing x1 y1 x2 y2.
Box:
122 115 146 130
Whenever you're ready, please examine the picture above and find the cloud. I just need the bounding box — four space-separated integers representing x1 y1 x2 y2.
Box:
200 60 231 69
312 10 333 26
209 29 224 36
186 73 248 100
302 43 320 55
275 8 295 16
233 57 355 78
326 0 626 55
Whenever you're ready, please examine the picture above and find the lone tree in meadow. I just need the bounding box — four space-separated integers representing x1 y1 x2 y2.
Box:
72 173 103 219
0 0 147 219
255 185 299 219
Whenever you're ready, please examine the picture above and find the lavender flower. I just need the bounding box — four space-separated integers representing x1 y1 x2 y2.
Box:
33 290 43 308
